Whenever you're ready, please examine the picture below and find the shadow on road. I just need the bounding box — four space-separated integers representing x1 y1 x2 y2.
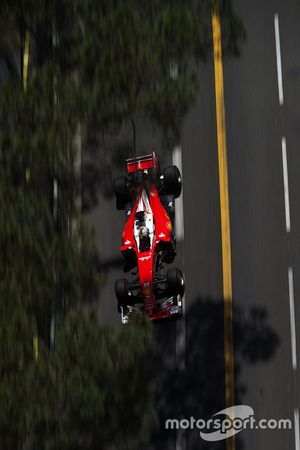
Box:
81 140 133 212
98 255 124 272
81 123 174 213
147 297 279 450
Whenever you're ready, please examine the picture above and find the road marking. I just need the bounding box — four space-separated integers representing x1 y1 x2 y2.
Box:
281 137 291 233
274 14 284 105
23 30 30 91
176 428 186 450
169 60 179 80
172 146 184 241
22 30 39 361
288 267 297 370
24 31 31 182
33 335 39 361
295 409 300 450
173 146 186 450
53 177 58 219
172 146 186 373
25 168 31 182
176 312 186 372
212 3 235 450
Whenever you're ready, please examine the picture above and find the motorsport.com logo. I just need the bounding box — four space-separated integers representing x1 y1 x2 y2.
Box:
165 405 292 441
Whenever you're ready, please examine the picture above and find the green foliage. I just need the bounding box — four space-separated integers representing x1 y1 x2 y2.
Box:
0 299 37 450
44 313 156 450
1 0 245 141
0 312 156 450
220 0 246 56
75 0 211 138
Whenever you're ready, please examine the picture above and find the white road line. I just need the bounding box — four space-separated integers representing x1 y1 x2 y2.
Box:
176 429 186 450
173 146 186 450
274 14 284 105
172 146 185 241
282 137 291 233
176 316 186 371
172 146 186 369
53 178 58 200
53 177 58 219
288 267 297 370
295 409 300 450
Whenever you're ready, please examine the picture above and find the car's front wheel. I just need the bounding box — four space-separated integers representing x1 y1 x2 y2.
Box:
167 268 185 296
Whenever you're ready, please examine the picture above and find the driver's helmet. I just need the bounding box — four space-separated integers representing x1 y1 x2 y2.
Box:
139 225 148 239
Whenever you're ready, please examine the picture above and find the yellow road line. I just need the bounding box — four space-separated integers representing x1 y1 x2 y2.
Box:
22 30 37 360
23 30 30 91
25 167 31 182
211 2 235 450
23 32 31 182
33 335 39 361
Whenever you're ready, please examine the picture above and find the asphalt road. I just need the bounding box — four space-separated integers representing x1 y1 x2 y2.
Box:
224 1 300 449
86 1 300 449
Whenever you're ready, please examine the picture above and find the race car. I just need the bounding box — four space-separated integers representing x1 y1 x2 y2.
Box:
113 152 185 323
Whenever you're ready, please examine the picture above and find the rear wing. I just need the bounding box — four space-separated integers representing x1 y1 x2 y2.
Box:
126 151 159 174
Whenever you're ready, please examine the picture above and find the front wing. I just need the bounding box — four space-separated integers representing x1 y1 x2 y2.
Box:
120 294 183 324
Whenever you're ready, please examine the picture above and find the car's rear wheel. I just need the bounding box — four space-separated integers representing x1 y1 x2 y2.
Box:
115 278 130 303
167 268 185 296
113 176 131 209
163 166 182 198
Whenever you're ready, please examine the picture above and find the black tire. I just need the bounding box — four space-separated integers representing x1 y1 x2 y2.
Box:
163 166 182 198
167 268 185 296
115 278 130 304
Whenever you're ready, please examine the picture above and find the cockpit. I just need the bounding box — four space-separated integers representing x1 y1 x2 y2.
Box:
134 211 151 252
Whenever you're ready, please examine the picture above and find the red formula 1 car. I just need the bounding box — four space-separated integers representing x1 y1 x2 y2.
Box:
113 152 185 323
